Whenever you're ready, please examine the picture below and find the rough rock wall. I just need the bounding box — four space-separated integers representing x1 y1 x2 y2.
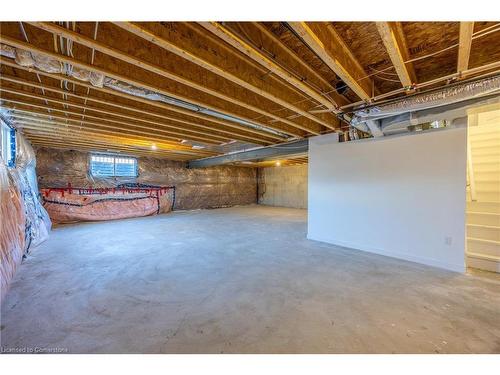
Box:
35 147 257 210
258 164 308 209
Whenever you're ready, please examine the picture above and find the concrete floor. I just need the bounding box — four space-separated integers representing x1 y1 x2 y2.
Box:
1 205 499 353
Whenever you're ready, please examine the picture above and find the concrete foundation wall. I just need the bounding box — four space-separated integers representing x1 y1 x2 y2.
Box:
258 164 307 209
308 128 467 272
35 147 257 210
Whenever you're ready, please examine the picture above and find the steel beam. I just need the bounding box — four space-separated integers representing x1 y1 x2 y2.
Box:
188 139 309 168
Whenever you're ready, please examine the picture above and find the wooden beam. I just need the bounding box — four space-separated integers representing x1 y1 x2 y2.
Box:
20 129 197 156
1 97 224 145
0 87 231 144
250 22 345 104
197 22 339 113
114 22 337 130
12 117 214 156
14 115 184 149
25 22 323 135
25 132 194 156
25 135 195 160
458 22 475 73
17 123 205 158
376 22 415 88
17 125 197 154
1 34 305 137
288 22 373 101
0 57 286 142
0 74 273 145
7 107 182 146
392 22 417 84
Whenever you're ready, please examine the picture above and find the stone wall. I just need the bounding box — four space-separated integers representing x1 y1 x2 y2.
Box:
35 147 257 210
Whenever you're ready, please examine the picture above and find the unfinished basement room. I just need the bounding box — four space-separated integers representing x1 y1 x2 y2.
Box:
1 14 500 360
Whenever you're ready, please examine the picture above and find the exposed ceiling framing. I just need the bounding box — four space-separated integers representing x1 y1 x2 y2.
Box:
0 21 499 162
375 22 416 88
458 22 475 73
288 22 374 101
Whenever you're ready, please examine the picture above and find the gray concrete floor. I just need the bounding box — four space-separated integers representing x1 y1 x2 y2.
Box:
1 205 499 353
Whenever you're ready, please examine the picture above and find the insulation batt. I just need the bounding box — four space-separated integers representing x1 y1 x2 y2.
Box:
0 162 26 300
35 148 257 211
42 189 173 224
11 134 51 248
0 134 51 300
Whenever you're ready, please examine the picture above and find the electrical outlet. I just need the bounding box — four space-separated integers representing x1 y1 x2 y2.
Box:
445 236 452 246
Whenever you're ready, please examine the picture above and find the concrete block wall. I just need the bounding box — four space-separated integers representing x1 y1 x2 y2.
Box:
258 164 308 209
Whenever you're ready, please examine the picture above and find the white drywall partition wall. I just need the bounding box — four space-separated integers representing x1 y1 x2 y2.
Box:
308 128 467 272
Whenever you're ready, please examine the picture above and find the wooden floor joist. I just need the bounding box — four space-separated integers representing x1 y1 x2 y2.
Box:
0 57 287 142
1 21 499 159
7 108 184 145
458 22 475 73
2 98 226 145
0 35 307 137
375 22 414 88
22 130 198 154
0 88 234 144
197 22 339 113
288 22 373 101
113 22 338 130
13 118 215 157
15 116 185 148
22 24 326 135
26 135 196 160
249 22 349 107
19 125 210 158
0 75 274 145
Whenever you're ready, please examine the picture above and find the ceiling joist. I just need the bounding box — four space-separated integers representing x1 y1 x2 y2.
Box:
1 96 225 145
198 22 339 113
24 134 196 160
0 34 306 138
0 74 274 145
17 123 208 158
0 21 498 160
250 22 343 103
113 22 338 130
25 22 325 135
0 86 235 144
0 57 285 142
12 116 216 157
375 22 416 88
287 22 373 101
458 22 475 73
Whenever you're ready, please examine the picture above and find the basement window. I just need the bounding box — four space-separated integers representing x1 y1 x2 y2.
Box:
90 154 137 177
0 119 16 168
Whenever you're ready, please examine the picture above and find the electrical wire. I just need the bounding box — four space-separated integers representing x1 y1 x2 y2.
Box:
373 75 402 83
368 66 399 76
289 23 500 123
473 23 500 37
18 22 50 110
276 22 500 115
